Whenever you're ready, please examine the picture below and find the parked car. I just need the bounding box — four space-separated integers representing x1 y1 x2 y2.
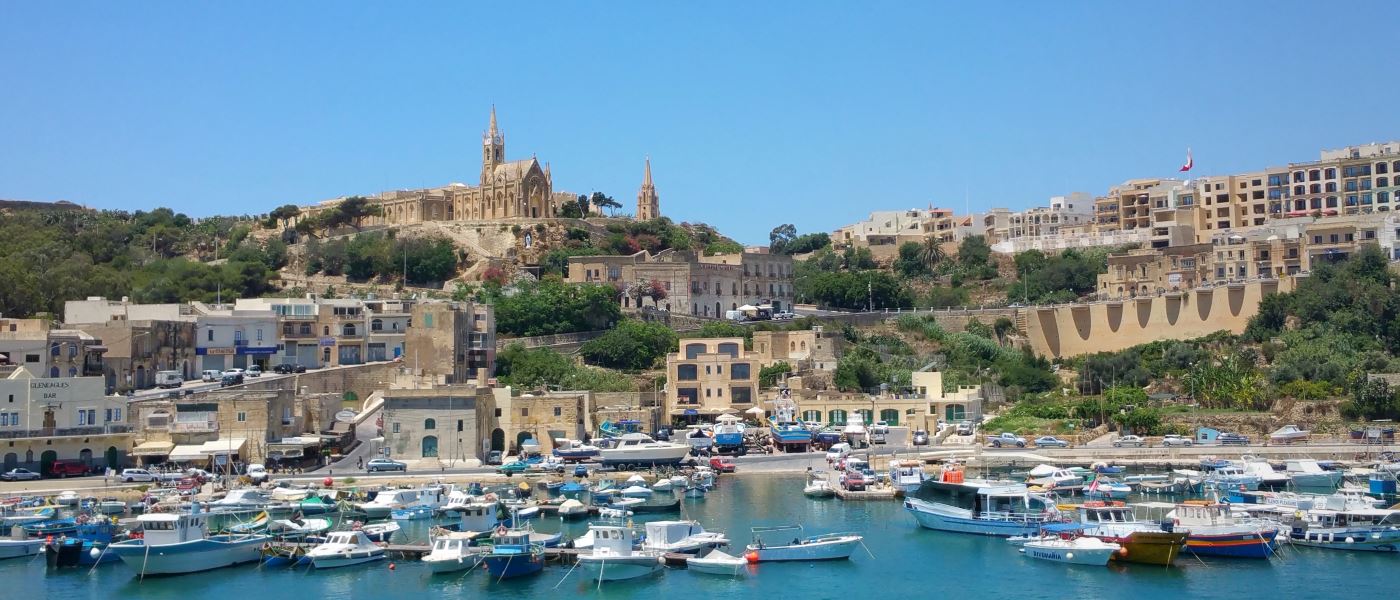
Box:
366 458 407 472
1033 436 1069 448
912 430 930 446
1218 432 1251 446
870 421 890 434
246 463 269 483
988 432 1027 448
201 370 222 382
840 469 867 491
1113 435 1146 448
221 368 245 377
0 468 41 481
155 370 184 389
220 373 244 387
48 459 91 478
1161 434 1194 447
871 431 887 445
273 363 307 374
485 450 503 466
956 421 975 436
120 468 159 483
825 442 852 462
496 461 530 475
709 457 737 473
245 365 263 378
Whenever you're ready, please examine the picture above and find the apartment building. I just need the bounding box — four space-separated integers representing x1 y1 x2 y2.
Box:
195 308 280 373
404 301 495 385
130 388 311 466
832 208 951 246
0 318 56 377
983 193 1094 244
751 326 842 371
567 249 795 316
0 368 132 473
1096 244 1212 299
664 337 760 421
480 387 588 455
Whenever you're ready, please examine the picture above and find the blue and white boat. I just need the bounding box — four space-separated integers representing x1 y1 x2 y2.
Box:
106 512 269 575
44 519 124 568
713 416 745 449
307 530 385 568
1083 477 1132 501
23 517 78 537
552 439 602 462
481 527 545 579
904 470 1059 537
1202 465 1262 492
390 505 434 521
1288 507 1400 552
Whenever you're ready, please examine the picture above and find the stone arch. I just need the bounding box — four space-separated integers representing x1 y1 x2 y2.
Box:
40 450 58 475
490 428 505 452
421 435 439 458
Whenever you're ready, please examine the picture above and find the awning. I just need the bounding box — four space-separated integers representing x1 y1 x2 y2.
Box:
169 445 207 461
131 441 175 457
199 438 247 456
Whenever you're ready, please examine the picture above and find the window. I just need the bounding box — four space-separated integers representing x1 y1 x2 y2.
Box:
520 408 529 417
684 344 706 359
730 387 752 404
207 329 214 342
25 354 37 363
607 266 621 280
424 313 434 328
732 363 751 379
677 364 698 381
1325 168 1336 179
392 422 401 433
51 343 61 356
717 342 739 357
705 389 711 398
494 408 502 417
424 418 436 430
237 412 246 422
553 406 562 417
677 387 699 405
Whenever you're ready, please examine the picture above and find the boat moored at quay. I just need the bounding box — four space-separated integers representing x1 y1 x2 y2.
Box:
905 466 1059 537
106 512 268 576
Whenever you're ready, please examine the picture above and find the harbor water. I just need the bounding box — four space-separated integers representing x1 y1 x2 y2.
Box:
3 474 1393 599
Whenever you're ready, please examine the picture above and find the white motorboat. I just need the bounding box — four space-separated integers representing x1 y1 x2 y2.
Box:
0 531 44 560
641 520 729 553
1269 425 1310 444
1236 457 1290 488
55 491 81 506
1285 459 1343 488
608 497 645 511
422 531 479 574
803 476 836 499
1022 536 1122 566
625 474 648 486
356 489 430 520
620 485 654 498
1027 466 1082 490
652 479 675 492
598 433 692 468
208 489 274 510
96 499 128 515
576 522 662 581
686 549 749 576
266 517 332 540
558 499 590 520
106 512 268 575
904 473 1060 537
889 461 927 494
308 530 386 568
357 521 401 543
746 525 861 562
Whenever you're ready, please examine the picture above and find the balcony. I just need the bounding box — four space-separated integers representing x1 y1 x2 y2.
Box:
0 425 133 439
170 421 219 433
282 329 318 339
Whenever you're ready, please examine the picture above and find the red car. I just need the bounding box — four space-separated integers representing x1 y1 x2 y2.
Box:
841 469 866 491
709 457 736 473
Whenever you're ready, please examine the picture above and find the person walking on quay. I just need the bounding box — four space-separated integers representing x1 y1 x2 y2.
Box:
357 457 364 470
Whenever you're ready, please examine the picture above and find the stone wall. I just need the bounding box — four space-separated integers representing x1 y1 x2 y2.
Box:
232 362 401 405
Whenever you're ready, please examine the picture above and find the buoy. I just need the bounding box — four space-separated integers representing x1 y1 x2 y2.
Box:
388 562 396 571
324 477 334 487
1117 546 1129 558
745 551 760 563
1345 537 1355 544
1065 552 1075 560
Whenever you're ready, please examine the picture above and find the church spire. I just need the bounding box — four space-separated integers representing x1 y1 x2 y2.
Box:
636 156 660 221
643 156 653 187
482 105 505 185
488 104 499 137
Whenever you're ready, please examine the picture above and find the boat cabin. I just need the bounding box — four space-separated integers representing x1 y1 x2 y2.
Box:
137 513 209 545
922 481 1052 519
1295 509 1400 529
1076 503 1140 524
449 502 497 533
324 530 374 547
491 528 534 552
644 520 703 548
431 532 474 554
1173 501 1236 526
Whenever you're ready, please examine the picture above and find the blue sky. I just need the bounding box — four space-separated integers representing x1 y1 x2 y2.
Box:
3 2 1397 244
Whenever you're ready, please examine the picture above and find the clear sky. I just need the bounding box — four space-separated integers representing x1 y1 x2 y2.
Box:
3 2 1397 244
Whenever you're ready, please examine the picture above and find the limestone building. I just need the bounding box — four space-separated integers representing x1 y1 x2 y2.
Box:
566 249 795 316
664 338 760 422
0 367 132 474
636 158 660 221
381 387 481 465
404 301 496 386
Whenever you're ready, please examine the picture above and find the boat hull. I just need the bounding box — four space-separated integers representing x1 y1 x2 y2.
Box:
1290 473 1343 488
1184 531 1277 558
579 555 661 581
425 554 479 573
1023 543 1119 565
687 558 748 575
905 499 1046 537
746 538 858 562
483 552 544 578
1091 531 1187 566
597 448 691 468
310 548 385 569
0 539 43 560
1289 529 1400 552
108 536 268 575
45 539 121 567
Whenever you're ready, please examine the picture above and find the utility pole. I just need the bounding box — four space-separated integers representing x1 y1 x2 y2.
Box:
867 279 873 313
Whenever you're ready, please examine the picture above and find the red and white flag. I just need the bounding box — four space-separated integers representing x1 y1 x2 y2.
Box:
1179 148 1193 172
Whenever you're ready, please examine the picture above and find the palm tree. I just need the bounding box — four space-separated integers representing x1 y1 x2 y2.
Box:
917 237 946 272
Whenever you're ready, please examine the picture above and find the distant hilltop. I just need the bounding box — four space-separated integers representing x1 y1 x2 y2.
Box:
0 198 88 213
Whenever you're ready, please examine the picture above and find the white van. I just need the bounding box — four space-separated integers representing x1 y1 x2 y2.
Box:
155 370 184 389
201 370 221 382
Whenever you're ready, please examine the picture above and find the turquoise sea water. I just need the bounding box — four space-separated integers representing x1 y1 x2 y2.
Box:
4 474 1393 599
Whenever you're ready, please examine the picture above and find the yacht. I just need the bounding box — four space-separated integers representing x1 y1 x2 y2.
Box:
597 433 692 468
577 522 662 581
640 520 729 554
905 466 1059 537
106 512 268 575
308 530 385 568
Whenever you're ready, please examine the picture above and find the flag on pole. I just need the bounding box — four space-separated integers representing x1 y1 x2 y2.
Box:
1179 148 1193 172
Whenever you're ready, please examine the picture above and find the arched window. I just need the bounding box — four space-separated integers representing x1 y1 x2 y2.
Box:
424 418 436 430
49 367 59 377
421 436 439 458
371 319 383 332
323 326 330 336
51 344 61 356
343 323 357 336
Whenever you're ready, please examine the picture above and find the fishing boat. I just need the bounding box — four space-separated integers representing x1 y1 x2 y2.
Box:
1236 457 1290 488
227 511 270 534
96 498 128 516
293 495 340 515
632 497 681 513
357 521 400 543
1202 465 1262 492
1092 463 1125 475
23 518 78 537
1021 535 1121 566
1285 459 1344 488
208 489 274 510
391 505 435 520
266 517 332 540
0 532 44 560
1027 465 1083 491
1 506 55 527
1287 507 1400 552
559 482 589 500
890 461 928 494
1269 425 1310 444
577 522 661 581
607 497 646 511
745 525 861 562
641 520 729 554
713 415 746 450
597 433 692 469
1070 502 1187 566
1170 500 1279 558
905 466 1059 537
552 439 602 462
768 398 814 450
1123 473 1170 485
804 472 836 498
686 548 748 576
307 530 385 568
558 499 590 521
481 526 545 579
684 482 707 499
356 488 445 520
106 512 268 575
44 518 124 568
1083 477 1132 501
620 485 654 498
422 531 480 574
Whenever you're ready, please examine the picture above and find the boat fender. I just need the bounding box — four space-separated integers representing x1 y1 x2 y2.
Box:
1117 546 1129 558
745 551 760 563
388 562 396 571
1345 537 1354 544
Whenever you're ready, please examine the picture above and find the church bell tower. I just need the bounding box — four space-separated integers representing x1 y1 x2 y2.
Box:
482 105 504 184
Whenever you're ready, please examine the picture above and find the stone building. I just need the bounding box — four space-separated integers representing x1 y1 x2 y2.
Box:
751 326 842 371
288 107 559 227
566 249 795 316
381 387 481 465
129 388 307 466
479 387 588 455
404 301 495 385
664 338 760 422
0 368 132 473
636 158 660 221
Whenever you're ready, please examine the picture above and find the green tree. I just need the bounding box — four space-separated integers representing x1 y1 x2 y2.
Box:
893 241 929 278
490 280 622 336
579 320 678 371
590 192 622 216
769 223 797 254
759 362 792 388
917 237 947 271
